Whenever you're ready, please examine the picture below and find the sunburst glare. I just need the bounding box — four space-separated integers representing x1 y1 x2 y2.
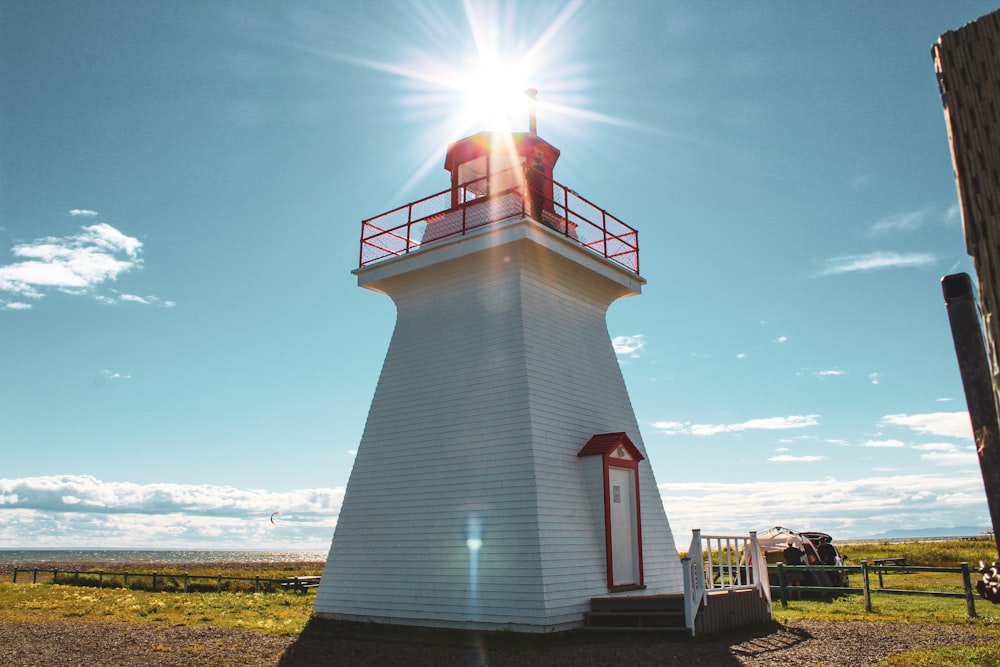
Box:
457 55 532 132
296 0 597 199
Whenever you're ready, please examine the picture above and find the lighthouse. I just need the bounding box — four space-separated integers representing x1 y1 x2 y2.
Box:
315 96 684 632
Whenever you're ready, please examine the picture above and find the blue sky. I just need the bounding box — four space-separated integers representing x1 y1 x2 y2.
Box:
1 1 996 549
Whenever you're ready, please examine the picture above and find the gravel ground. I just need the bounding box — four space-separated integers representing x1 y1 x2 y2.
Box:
0 619 993 666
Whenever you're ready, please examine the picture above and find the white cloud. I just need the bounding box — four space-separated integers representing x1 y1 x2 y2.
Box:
912 442 958 452
921 449 978 466
0 475 344 549
0 224 143 301
816 251 936 276
69 209 99 217
2 302 31 311
736 353 746 359
768 455 825 462
869 372 881 385
861 439 906 448
816 369 844 377
911 442 978 467
612 334 645 356
881 412 972 440
773 335 788 344
653 414 819 436
658 472 987 539
945 203 961 226
868 209 928 237
120 294 149 304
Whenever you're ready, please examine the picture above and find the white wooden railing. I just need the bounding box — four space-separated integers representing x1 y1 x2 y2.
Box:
681 529 771 635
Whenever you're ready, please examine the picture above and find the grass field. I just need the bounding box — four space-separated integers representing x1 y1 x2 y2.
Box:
5 540 1000 665
771 538 1000 666
0 581 315 636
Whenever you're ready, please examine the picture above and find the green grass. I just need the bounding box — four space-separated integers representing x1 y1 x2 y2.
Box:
772 538 1000 666
881 643 1000 667
774 591 1000 627
10 563 324 593
6 539 1000 665
0 583 314 636
772 539 1000 625
839 539 998 568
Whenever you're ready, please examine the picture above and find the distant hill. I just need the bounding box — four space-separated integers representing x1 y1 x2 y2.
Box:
861 526 991 540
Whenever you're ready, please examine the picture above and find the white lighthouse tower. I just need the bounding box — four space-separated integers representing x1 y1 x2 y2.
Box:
315 98 684 632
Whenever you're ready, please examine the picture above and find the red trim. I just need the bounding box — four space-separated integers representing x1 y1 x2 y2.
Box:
601 457 612 583
578 432 645 589
577 432 645 461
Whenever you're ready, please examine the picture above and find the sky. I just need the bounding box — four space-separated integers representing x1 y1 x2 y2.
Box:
1 1 997 550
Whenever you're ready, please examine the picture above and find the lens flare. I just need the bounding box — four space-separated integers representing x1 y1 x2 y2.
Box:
458 56 533 131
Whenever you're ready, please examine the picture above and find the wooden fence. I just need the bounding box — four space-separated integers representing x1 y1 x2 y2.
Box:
10 568 319 594
770 560 978 617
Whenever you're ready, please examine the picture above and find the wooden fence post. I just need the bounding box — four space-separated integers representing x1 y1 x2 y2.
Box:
861 561 872 612
777 563 788 608
152 572 157 592
124 572 129 588
32 569 38 584
217 574 222 593
12 567 17 583
962 562 978 618
53 569 59 584
183 573 189 594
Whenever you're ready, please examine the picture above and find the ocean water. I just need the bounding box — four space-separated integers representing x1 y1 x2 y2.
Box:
0 549 326 565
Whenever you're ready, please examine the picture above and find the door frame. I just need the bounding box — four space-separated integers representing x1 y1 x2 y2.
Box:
577 432 646 590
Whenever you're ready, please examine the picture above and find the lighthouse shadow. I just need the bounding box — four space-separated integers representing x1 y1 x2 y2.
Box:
276 617 761 666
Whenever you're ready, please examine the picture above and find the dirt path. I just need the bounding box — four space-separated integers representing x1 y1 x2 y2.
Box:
0 619 993 666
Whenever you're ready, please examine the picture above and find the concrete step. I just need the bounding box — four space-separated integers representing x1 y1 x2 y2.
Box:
589 593 685 613
584 593 688 630
583 610 686 630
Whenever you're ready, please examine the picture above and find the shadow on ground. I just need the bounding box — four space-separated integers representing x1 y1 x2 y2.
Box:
276 618 800 666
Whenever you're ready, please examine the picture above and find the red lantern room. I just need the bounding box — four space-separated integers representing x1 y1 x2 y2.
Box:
444 93 561 214
359 90 640 274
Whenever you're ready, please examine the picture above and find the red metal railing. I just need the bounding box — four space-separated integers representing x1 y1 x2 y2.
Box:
358 166 639 274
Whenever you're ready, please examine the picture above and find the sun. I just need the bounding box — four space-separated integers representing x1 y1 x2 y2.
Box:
458 56 534 132
308 0 611 198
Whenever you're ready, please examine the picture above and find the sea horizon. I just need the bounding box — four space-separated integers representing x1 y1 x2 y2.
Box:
0 548 327 565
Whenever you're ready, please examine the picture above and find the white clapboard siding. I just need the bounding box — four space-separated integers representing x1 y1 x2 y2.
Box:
314 219 683 631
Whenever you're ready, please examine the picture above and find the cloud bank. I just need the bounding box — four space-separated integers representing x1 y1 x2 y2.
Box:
660 471 988 538
0 475 343 549
0 469 989 548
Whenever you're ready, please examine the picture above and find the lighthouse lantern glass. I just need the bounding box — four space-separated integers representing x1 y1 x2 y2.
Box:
457 151 523 197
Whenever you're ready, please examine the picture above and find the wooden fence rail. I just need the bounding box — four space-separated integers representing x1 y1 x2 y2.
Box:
10 568 319 594
769 560 978 618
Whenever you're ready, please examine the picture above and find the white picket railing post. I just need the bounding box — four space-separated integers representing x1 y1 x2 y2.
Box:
749 531 772 608
684 528 705 635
